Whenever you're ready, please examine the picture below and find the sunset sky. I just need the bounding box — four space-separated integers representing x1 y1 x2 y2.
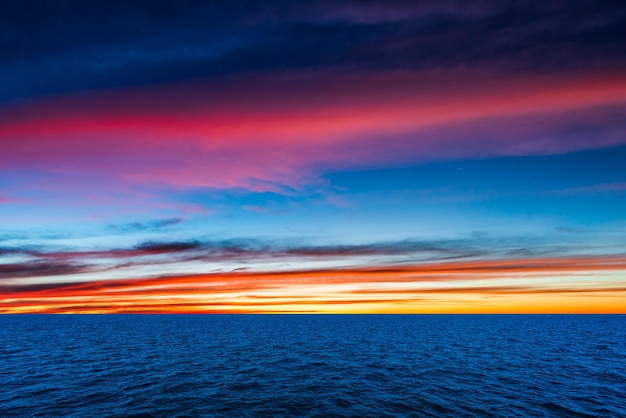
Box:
1 1 625 313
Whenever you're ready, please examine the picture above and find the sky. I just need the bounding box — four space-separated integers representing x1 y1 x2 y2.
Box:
1 0 626 313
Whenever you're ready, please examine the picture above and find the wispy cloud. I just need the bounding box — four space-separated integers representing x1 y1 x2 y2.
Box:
561 182 626 195
0 195 22 204
2 70 626 199
107 217 184 232
2 1 625 105
0 237 481 280
1 1 625 315
2 255 625 313
0 262 89 280
2 230 621 286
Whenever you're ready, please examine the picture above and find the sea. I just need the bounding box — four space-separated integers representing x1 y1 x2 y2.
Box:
1 315 625 417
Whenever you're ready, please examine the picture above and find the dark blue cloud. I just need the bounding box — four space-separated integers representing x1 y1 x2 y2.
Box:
0 261 89 279
107 218 184 233
1 1 625 105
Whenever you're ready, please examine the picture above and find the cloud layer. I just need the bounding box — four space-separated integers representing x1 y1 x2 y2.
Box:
3 255 625 313
1 1 625 313
2 70 626 198
2 1 625 103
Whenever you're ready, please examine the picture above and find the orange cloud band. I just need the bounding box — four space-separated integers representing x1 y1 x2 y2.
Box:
2 255 625 314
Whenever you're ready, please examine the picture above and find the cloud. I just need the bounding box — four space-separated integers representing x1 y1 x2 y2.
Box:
0 195 22 204
0 230 618 286
2 69 626 198
349 285 626 296
561 182 626 195
0 247 21 256
2 254 625 313
1 2 625 104
0 261 89 280
134 240 202 253
107 217 184 232
0 237 482 269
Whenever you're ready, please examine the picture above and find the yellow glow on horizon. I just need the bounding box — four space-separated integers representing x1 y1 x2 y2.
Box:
2 255 625 314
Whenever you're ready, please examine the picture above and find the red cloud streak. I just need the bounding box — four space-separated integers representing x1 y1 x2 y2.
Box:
2 69 626 193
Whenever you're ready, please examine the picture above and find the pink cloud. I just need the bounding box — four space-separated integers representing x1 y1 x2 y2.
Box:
0 195 23 204
1 69 626 194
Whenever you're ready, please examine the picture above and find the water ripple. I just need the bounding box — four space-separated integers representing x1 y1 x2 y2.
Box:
1 315 625 417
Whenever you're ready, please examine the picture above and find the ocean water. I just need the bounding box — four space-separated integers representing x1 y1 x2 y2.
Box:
1 315 625 417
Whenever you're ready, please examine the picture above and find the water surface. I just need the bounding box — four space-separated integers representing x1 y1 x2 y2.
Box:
1 315 625 417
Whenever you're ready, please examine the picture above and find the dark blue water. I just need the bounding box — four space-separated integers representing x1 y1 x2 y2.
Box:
1 315 625 417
